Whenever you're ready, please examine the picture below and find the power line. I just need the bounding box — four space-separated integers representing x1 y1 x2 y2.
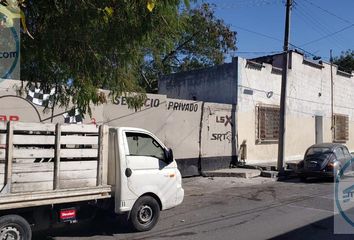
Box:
300 24 354 47
231 51 284 54
231 24 283 42
231 24 323 59
300 0 352 25
293 2 346 50
208 0 283 9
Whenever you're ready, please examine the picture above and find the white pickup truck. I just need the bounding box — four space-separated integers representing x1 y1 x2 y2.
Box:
0 121 184 239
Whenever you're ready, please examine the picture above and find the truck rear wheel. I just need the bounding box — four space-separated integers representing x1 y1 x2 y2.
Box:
130 196 160 232
0 215 31 240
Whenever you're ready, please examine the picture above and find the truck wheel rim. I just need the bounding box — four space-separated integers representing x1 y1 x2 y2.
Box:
138 205 153 224
0 226 21 240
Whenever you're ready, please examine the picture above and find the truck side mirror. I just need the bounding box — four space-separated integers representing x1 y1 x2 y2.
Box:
165 148 174 164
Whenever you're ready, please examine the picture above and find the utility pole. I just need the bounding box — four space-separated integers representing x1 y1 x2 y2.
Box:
330 49 334 141
277 0 292 173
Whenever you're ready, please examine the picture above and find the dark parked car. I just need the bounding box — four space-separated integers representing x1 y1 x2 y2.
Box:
297 143 352 181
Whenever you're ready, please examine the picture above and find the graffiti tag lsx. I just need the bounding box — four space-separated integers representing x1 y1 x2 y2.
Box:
216 115 233 127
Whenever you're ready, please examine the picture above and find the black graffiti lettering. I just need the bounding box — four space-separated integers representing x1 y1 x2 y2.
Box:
216 116 225 123
225 115 233 127
115 96 160 108
173 102 179 110
144 98 151 107
216 115 233 127
168 101 198 112
211 133 219 141
153 99 160 107
121 97 127 105
144 98 160 108
113 96 120 104
210 131 233 143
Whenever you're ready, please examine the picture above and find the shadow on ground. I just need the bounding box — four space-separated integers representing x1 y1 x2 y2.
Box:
279 177 334 184
33 213 135 239
271 215 353 240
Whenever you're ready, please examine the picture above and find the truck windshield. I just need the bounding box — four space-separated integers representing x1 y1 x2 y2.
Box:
126 132 165 160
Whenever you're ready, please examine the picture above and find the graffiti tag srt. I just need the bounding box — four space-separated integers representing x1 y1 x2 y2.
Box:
0 115 19 121
216 115 233 127
210 131 234 143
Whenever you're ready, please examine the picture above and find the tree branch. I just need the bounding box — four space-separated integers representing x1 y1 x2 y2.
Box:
161 31 201 64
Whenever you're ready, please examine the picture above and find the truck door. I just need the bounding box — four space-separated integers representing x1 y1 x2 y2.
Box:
124 131 177 209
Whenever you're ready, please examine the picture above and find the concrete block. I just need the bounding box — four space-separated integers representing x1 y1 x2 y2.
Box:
261 171 278 178
202 168 261 179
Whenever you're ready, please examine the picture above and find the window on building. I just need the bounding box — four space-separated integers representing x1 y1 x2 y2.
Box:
333 114 349 142
256 105 280 143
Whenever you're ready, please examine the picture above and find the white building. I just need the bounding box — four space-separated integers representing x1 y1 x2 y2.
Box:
159 50 354 165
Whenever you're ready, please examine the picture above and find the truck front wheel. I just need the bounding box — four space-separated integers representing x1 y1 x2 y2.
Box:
0 215 31 240
130 196 160 232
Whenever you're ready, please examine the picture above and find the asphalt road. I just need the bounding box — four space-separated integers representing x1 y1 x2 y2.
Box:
36 177 354 240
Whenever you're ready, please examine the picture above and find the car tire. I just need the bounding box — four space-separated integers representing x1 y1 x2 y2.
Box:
129 196 160 232
300 176 307 182
0 214 32 240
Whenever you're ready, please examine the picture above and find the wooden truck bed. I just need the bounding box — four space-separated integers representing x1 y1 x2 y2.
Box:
0 121 111 210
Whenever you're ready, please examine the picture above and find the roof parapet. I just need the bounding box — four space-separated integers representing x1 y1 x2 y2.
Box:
302 58 324 69
336 69 353 78
246 60 264 71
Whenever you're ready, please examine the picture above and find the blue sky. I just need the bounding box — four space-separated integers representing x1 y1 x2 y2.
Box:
200 0 354 61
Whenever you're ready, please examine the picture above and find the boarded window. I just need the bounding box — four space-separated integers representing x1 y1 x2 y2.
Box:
333 114 349 142
256 105 280 143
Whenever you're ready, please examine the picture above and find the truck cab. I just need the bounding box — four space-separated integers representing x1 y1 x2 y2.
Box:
108 127 184 231
0 122 184 239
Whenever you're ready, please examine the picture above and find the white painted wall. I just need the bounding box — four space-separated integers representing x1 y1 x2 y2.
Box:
0 80 237 176
238 51 354 164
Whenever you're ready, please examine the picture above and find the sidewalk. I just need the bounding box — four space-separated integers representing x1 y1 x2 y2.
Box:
201 160 301 179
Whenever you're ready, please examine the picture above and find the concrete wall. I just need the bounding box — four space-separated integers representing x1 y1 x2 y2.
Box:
164 98 202 176
102 94 168 142
0 80 237 176
237 57 282 163
159 58 238 104
238 51 354 164
159 51 354 165
201 103 237 170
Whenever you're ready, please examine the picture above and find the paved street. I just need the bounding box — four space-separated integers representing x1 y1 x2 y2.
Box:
37 177 352 240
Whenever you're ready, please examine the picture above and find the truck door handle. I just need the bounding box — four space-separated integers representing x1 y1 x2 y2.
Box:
125 168 132 177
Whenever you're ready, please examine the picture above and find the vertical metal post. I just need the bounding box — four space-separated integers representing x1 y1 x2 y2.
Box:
97 125 104 186
54 123 61 190
5 121 14 193
330 50 334 142
277 0 292 173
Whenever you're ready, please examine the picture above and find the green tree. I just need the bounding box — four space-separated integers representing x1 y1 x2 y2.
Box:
17 1 235 114
140 3 237 92
334 49 354 73
20 0 189 114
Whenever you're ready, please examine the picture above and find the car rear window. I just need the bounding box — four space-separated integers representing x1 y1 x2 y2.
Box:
306 147 331 156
